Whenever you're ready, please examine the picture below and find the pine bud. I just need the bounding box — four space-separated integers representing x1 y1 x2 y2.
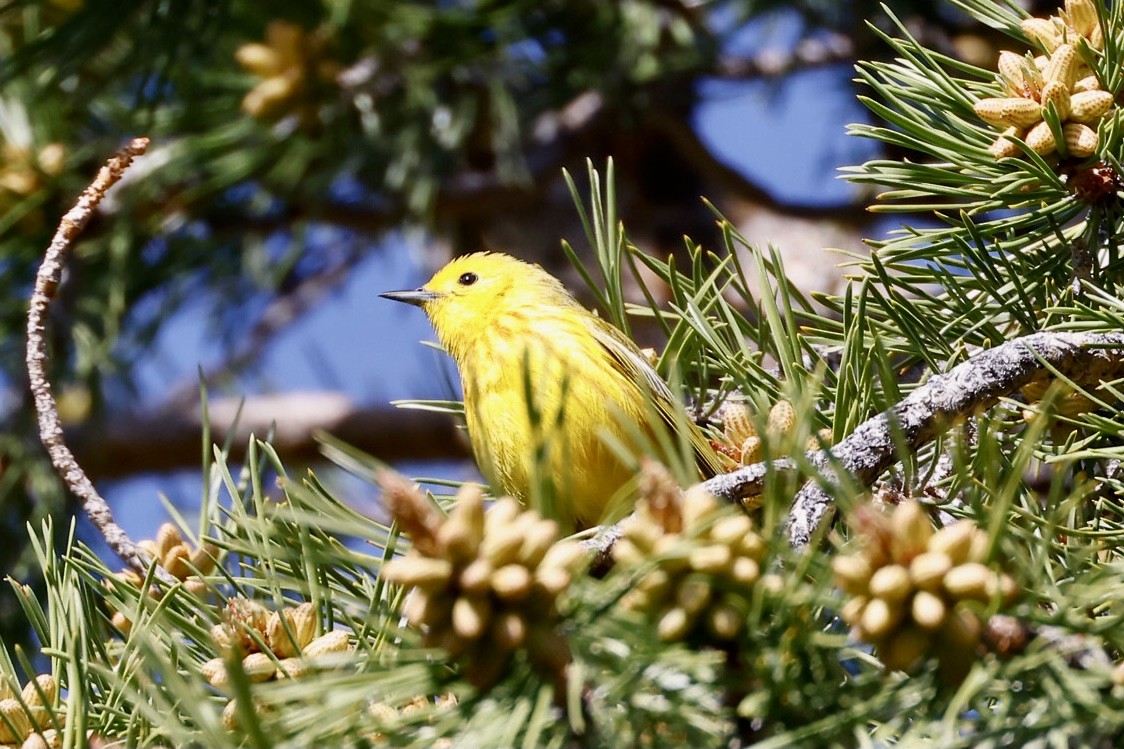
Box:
621 517 662 554
682 487 720 528
729 556 760 586
997 51 1031 92
137 540 160 562
381 557 453 589
707 513 754 546
437 485 486 563
518 519 561 568
722 402 756 445
832 555 873 595
483 497 522 533
1072 75 1101 93
21 727 61 749
890 501 932 561
928 521 975 565
0 698 29 744
656 607 692 642
868 565 911 605
481 516 531 568
534 566 572 598
221 699 239 731
997 573 1020 604
967 528 990 564
458 558 493 594
1089 23 1104 50
988 127 1023 159
634 568 673 599
20 676 56 709
1063 122 1098 158
736 531 766 560
492 611 528 650
234 43 283 77
403 589 451 629
451 596 490 640
860 597 902 640
1021 18 1062 52
266 603 317 658
740 436 762 465
940 605 982 654
911 590 947 630
707 598 746 640
24 706 52 734
490 565 533 602
974 97 1044 128
303 630 350 658
162 543 192 580
943 562 995 602
539 540 587 573
1039 80 1070 122
241 653 277 682
688 545 732 575
767 400 796 436
1044 44 1078 90
1065 0 1099 37
840 595 868 627
909 551 952 592
1025 120 1057 155
276 658 306 679
156 523 183 557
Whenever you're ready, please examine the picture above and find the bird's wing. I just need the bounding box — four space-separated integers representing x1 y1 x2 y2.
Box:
586 315 724 479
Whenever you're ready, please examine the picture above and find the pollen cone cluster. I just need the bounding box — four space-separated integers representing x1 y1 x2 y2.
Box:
613 461 766 643
201 598 352 729
378 472 588 688
717 399 831 468
107 522 218 633
974 0 1114 160
234 20 341 124
0 674 65 749
833 501 1019 681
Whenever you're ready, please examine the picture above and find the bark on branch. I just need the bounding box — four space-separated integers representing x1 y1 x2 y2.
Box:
701 331 1124 548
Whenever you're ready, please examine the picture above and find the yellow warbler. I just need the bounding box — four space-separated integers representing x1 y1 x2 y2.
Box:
381 252 722 531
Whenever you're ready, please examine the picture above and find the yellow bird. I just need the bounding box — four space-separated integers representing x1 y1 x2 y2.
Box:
381 252 723 531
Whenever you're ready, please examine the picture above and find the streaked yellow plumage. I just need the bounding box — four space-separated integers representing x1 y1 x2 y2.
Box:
382 252 721 531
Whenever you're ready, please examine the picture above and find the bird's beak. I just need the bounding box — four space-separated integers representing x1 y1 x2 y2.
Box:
379 288 444 307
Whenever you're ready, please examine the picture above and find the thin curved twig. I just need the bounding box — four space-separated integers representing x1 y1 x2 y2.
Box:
25 136 176 584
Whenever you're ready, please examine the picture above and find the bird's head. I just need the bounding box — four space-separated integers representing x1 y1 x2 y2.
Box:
381 252 573 357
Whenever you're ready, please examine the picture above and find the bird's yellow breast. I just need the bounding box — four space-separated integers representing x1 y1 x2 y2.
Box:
456 309 643 530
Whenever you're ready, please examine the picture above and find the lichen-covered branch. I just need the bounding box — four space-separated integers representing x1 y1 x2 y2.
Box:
775 331 1124 548
25 137 175 583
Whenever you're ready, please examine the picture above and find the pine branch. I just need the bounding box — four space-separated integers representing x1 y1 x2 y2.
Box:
24 136 176 585
779 330 1124 547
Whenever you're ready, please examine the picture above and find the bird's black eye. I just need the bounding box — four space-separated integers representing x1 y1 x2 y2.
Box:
458 272 478 286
